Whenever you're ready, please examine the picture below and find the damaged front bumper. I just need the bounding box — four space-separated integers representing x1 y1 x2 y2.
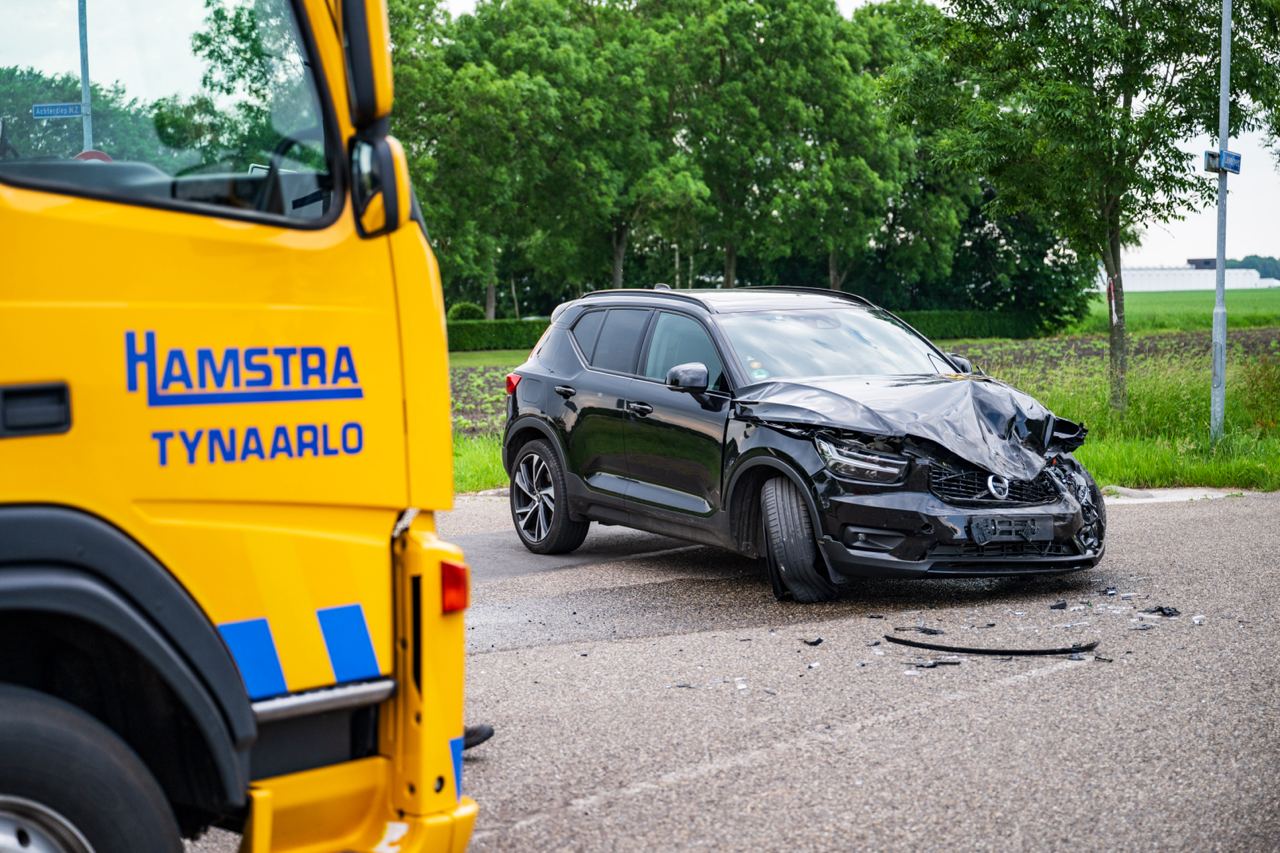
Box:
814 460 1104 581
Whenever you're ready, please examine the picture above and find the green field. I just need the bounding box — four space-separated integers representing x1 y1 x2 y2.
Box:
449 325 1280 494
1071 288 1280 334
448 348 532 369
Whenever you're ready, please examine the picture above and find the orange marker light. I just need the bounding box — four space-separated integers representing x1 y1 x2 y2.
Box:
505 373 522 395
441 560 470 613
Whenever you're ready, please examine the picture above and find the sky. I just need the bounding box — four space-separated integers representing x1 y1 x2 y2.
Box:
4 0 1276 267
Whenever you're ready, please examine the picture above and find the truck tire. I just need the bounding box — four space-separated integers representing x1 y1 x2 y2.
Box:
760 477 838 603
510 439 590 555
0 684 181 853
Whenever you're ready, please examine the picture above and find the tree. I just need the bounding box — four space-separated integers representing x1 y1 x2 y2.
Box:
917 0 1280 408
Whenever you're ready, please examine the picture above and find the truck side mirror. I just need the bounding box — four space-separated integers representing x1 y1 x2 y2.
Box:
666 362 709 393
342 0 394 130
351 135 409 237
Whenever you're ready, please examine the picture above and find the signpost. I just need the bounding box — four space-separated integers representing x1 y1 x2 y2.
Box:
78 0 93 151
1208 0 1232 444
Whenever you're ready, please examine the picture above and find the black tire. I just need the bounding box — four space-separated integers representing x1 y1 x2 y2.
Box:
0 684 181 853
510 439 590 555
760 477 838 602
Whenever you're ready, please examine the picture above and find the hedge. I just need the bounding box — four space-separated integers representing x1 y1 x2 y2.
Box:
446 310 1044 352
447 319 550 351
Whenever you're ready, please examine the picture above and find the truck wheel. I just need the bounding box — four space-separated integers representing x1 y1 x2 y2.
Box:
760 477 838 603
0 684 181 853
510 439 589 555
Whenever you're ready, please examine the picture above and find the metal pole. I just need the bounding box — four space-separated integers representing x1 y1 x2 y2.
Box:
77 0 92 150
1210 0 1231 443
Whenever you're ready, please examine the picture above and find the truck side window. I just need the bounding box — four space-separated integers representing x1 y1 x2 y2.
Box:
0 0 337 225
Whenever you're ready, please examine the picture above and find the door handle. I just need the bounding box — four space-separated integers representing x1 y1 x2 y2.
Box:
554 385 576 399
0 382 71 437
626 401 653 417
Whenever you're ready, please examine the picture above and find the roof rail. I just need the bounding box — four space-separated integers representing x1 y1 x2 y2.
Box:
742 286 877 308
578 288 709 308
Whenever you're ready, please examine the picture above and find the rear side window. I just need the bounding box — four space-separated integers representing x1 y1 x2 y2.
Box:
589 309 650 373
570 310 605 361
0 0 336 225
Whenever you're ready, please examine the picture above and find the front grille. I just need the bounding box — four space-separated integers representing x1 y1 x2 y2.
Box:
928 460 1059 507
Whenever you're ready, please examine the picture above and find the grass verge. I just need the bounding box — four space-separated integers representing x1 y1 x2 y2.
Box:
448 349 532 369
454 433 506 493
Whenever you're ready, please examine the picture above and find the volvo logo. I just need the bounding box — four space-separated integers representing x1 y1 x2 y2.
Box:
986 474 1011 500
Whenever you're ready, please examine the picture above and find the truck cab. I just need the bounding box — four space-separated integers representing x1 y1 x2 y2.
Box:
0 1 475 850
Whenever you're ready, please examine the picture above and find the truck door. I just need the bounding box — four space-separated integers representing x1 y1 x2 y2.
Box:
0 0 406 698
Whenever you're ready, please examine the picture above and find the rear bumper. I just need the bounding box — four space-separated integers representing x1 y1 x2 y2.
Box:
817 489 1103 580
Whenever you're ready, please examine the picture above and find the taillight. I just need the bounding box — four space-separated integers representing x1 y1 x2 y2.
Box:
441 560 470 613
505 373 522 395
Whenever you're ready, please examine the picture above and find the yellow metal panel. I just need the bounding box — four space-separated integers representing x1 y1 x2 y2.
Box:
387 204 454 511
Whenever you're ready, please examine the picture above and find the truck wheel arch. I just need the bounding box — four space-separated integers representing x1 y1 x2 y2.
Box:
0 506 255 816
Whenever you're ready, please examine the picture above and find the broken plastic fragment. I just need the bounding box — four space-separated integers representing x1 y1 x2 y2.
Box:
1192 615 1206 625
1103 587 1118 596
894 626 945 636
801 637 824 646
883 634 1100 657
1141 606 1181 617
1049 600 1067 610
1131 624 1155 632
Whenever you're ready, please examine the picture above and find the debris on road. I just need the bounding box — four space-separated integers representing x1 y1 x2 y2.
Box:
801 637 824 646
1050 600 1067 610
1094 654 1114 662
913 658 961 668
1192 614 1206 625
807 662 820 670
1131 624 1155 631
1103 586 1118 596
866 614 885 620
894 626 945 636
883 634 1100 657
1142 606 1181 617
671 682 695 689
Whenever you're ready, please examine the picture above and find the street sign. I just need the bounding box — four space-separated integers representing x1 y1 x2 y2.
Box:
31 102 83 119
1203 149 1241 174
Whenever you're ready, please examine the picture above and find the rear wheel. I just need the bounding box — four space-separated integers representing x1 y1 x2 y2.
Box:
510 439 590 554
760 477 838 602
0 684 181 853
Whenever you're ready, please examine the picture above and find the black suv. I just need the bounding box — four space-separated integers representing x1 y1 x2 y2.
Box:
501 287 1105 602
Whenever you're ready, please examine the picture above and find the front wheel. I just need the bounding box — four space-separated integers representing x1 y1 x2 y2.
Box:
760 477 838 602
0 684 181 853
510 439 590 554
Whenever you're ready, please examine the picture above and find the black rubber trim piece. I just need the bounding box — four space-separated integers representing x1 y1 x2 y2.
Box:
883 635 1100 656
0 506 255 789
342 0 378 129
0 567 248 808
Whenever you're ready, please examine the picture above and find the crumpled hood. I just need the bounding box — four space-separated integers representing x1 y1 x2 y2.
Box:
735 374 1082 482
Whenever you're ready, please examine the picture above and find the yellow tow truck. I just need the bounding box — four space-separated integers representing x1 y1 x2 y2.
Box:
0 1 475 850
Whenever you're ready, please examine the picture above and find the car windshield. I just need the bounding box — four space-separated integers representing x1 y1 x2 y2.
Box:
716 307 947 381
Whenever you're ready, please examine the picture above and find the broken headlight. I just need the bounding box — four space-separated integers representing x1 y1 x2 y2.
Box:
814 436 909 484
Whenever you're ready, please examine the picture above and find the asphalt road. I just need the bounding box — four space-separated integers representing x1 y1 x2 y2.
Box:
194 492 1280 851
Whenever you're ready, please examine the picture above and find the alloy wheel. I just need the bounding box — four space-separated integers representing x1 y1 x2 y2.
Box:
513 451 555 542
0 796 93 853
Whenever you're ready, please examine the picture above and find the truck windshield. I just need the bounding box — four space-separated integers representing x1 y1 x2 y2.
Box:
0 0 335 223
717 308 947 381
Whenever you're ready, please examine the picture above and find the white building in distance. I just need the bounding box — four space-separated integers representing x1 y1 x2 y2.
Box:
1102 259 1280 292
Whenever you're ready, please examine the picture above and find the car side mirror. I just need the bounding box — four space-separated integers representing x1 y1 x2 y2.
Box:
947 353 974 374
666 362 709 393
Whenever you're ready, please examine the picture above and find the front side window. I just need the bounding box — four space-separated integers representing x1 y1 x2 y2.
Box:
642 312 727 392
0 0 336 223
717 307 947 381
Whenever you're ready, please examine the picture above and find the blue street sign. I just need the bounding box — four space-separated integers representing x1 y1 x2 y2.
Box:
1204 149 1241 174
31 102 83 119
